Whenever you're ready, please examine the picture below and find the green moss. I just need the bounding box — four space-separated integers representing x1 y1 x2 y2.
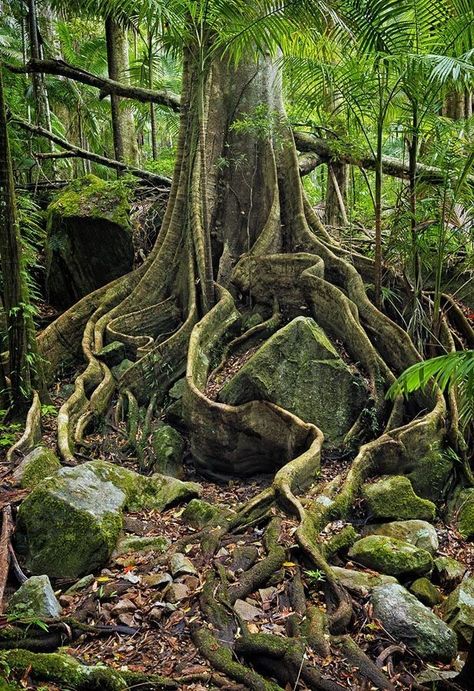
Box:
324 524 359 560
151 425 185 477
182 498 232 529
348 535 433 578
363 476 436 521
13 446 61 489
114 535 169 555
0 650 127 690
409 577 443 607
450 488 474 540
48 174 132 227
406 443 452 502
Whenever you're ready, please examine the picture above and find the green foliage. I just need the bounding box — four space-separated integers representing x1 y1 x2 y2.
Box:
305 568 326 584
0 410 21 448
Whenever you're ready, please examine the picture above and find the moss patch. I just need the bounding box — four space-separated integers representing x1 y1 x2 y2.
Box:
348 535 433 578
363 476 436 522
12 446 61 489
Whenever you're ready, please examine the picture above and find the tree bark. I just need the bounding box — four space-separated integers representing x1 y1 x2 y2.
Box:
105 18 139 165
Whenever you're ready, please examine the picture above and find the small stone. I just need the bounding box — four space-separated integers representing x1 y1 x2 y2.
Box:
433 557 466 587
170 553 197 577
439 576 474 645
143 573 173 588
363 476 436 522
58 594 74 608
234 599 263 621
181 575 200 590
65 574 95 594
113 535 169 556
410 577 443 607
111 598 136 614
165 583 190 603
230 546 259 572
117 612 136 627
371 583 457 662
348 535 433 578
216 547 229 558
7 575 62 619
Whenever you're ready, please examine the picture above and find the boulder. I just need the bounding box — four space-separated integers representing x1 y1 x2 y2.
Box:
16 461 200 578
348 535 433 578
332 567 397 597
410 577 443 607
12 446 61 489
362 520 438 554
45 175 134 307
371 583 457 662
16 464 126 578
151 425 185 477
439 577 474 646
7 575 61 619
362 476 436 521
96 341 126 367
218 316 367 444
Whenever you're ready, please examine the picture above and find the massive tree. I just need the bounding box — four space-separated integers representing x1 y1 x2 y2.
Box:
11 1 473 688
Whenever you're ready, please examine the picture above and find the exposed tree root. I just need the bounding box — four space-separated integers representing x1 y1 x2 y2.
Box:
6 391 41 463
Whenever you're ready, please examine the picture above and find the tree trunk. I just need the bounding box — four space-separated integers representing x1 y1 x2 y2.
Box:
105 18 139 165
0 67 45 413
26 0 52 135
324 161 349 229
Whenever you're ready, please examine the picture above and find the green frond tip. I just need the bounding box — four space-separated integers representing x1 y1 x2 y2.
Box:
387 350 474 401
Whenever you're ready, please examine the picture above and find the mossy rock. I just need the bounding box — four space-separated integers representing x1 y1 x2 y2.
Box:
96 341 127 367
410 577 443 607
7 575 62 619
218 316 367 444
439 576 474 646
348 535 433 578
151 425 185 478
111 358 135 380
45 175 134 307
181 498 233 529
324 524 359 560
448 488 474 540
433 556 467 587
12 446 61 489
362 476 436 522
16 461 199 578
362 520 439 554
371 583 457 662
404 443 452 502
331 566 397 597
16 464 126 578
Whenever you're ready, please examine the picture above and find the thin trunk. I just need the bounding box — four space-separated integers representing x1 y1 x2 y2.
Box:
27 0 52 134
374 115 383 310
105 17 138 165
0 68 45 412
148 33 158 160
325 162 349 229
409 101 422 303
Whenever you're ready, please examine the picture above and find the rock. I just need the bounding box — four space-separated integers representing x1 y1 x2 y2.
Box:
182 498 232 529
143 573 173 588
165 583 190 603
371 583 457 662
362 476 436 521
16 465 126 578
234 599 263 621
65 574 95 595
410 577 443 606
113 535 169 556
45 175 134 307
439 577 474 645
433 557 466 587
362 520 438 554
12 446 61 489
111 359 135 380
111 598 136 615
151 425 185 478
7 575 61 619
170 553 197 577
16 461 199 578
449 488 474 540
169 379 186 400
348 535 433 578
218 316 367 444
96 341 126 367
230 545 259 572
332 567 397 597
